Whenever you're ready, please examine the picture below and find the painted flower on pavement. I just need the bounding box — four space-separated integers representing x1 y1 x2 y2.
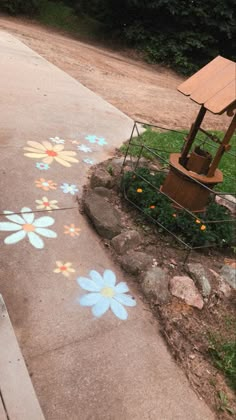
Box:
60 183 78 195
77 144 92 153
64 224 81 237
35 178 57 191
70 140 80 145
83 158 95 165
0 208 57 249
54 261 75 277
49 136 65 144
77 269 136 320
85 135 107 146
36 162 50 171
35 197 59 211
24 140 78 167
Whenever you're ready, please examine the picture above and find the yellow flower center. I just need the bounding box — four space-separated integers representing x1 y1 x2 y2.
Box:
101 287 115 298
23 224 35 232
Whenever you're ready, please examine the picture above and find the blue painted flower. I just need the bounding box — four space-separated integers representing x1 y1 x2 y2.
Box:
36 162 50 170
85 135 107 146
0 207 57 249
60 183 79 195
77 144 92 153
83 158 95 165
77 269 136 320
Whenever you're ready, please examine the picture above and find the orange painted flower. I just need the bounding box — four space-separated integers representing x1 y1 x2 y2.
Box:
200 225 206 231
137 188 143 193
64 224 81 237
195 219 201 224
35 178 57 191
150 205 156 209
53 261 75 277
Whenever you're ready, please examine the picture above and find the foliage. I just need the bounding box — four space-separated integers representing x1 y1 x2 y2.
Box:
120 128 236 194
208 333 236 393
78 0 236 74
0 0 40 15
122 167 234 248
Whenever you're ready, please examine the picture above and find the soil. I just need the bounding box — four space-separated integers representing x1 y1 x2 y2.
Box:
0 15 230 131
84 158 236 419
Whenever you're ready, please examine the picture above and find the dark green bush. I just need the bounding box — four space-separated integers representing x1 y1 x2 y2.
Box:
122 168 234 247
0 0 40 15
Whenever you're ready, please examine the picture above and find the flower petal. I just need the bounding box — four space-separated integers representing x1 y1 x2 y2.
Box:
0 222 22 231
80 293 101 307
110 299 128 320
89 270 104 289
54 144 64 152
33 216 55 228
24 153 46 158
92 296 110 317
27 141 46 150
115 282 129 294
4 230 26 244
27 232 44 249
22 208 34 224
59 151 77 157
77 277 100 292
42 156 53 164
4 212 25 224
114 294 136 307
34 228 57 238
54 157 71 167
42 141 53 150
103 269 116 287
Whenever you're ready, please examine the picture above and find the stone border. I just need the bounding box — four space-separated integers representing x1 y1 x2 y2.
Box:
82 157 235 309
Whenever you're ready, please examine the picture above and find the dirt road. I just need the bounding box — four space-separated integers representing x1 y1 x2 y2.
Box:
0 15 229 130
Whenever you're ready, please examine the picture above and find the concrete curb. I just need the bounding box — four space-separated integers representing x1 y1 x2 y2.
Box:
0 295 45 420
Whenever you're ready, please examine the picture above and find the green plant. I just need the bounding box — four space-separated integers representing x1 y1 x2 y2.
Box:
122 167 234 248
208 334 236 392
217 391 235 415
107 164 114 176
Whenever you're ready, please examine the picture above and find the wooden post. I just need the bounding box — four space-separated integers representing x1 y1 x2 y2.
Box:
207 113 236 177
180 106 207 166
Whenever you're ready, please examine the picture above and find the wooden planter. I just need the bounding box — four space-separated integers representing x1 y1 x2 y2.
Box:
186 147 212 175
162 154 223 212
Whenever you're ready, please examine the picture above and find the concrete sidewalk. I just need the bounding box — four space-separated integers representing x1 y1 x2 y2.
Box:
0 31 214 420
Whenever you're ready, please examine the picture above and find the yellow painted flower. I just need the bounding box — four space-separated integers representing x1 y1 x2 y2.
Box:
64 224 81 237
150 205 156 209
35 197 59 211
24 141 79 167
35 178 57 191
137 188 143 193
195 219 201 224
200 225 206 231
53 261 75 277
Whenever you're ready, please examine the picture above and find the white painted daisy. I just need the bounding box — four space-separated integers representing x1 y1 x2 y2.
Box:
77 144 92 153
77 270 136 320
0 207 57 249
49 136 65 144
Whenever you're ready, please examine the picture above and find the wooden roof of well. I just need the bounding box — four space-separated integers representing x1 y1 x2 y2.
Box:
178 56 236 114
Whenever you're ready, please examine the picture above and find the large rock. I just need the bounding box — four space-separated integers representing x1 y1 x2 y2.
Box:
220 265 236 289
187 263 211 297
169 276 204 309
84 191 122 239
111 230 141 255
141 267 170 304
215 195 236 215
121 251 153 276
90 168 114 189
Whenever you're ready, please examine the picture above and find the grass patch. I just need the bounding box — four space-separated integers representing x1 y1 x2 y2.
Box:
37 1 104 40
208 334 236 393
120 127 236 194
